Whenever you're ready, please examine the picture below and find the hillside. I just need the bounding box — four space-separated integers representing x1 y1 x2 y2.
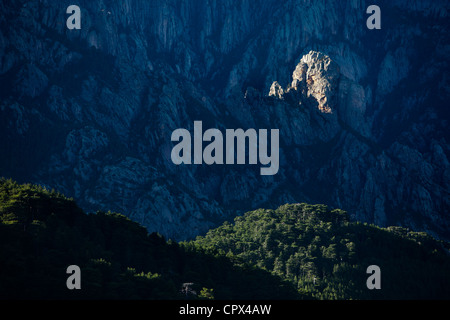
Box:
189 204 450 299
1 179 449 300
0 179 300 300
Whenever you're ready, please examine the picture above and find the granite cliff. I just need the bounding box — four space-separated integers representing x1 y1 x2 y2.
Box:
0 0 449 240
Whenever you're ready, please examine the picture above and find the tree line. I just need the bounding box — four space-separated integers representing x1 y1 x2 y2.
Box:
1 178 449 300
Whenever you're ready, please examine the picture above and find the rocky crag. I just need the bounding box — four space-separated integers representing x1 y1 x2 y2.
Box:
0 0 449 240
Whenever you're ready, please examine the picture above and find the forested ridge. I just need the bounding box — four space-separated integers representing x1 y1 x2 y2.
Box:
1 179 449 300
190 204 450 299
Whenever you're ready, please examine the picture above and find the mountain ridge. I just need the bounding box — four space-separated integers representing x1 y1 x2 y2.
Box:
1 179 449 299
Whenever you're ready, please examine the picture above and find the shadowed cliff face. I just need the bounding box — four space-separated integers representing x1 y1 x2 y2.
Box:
0 0 449 240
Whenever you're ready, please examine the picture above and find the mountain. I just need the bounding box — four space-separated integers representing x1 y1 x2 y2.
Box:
1 179 449 299
0 178 301 300
0 0 449 241
190 202 450 299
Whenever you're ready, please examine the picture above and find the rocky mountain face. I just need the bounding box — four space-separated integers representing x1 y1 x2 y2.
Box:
0 0 449 241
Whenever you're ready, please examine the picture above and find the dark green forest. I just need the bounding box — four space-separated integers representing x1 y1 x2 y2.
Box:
1 179 449 300
189 204 450 299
